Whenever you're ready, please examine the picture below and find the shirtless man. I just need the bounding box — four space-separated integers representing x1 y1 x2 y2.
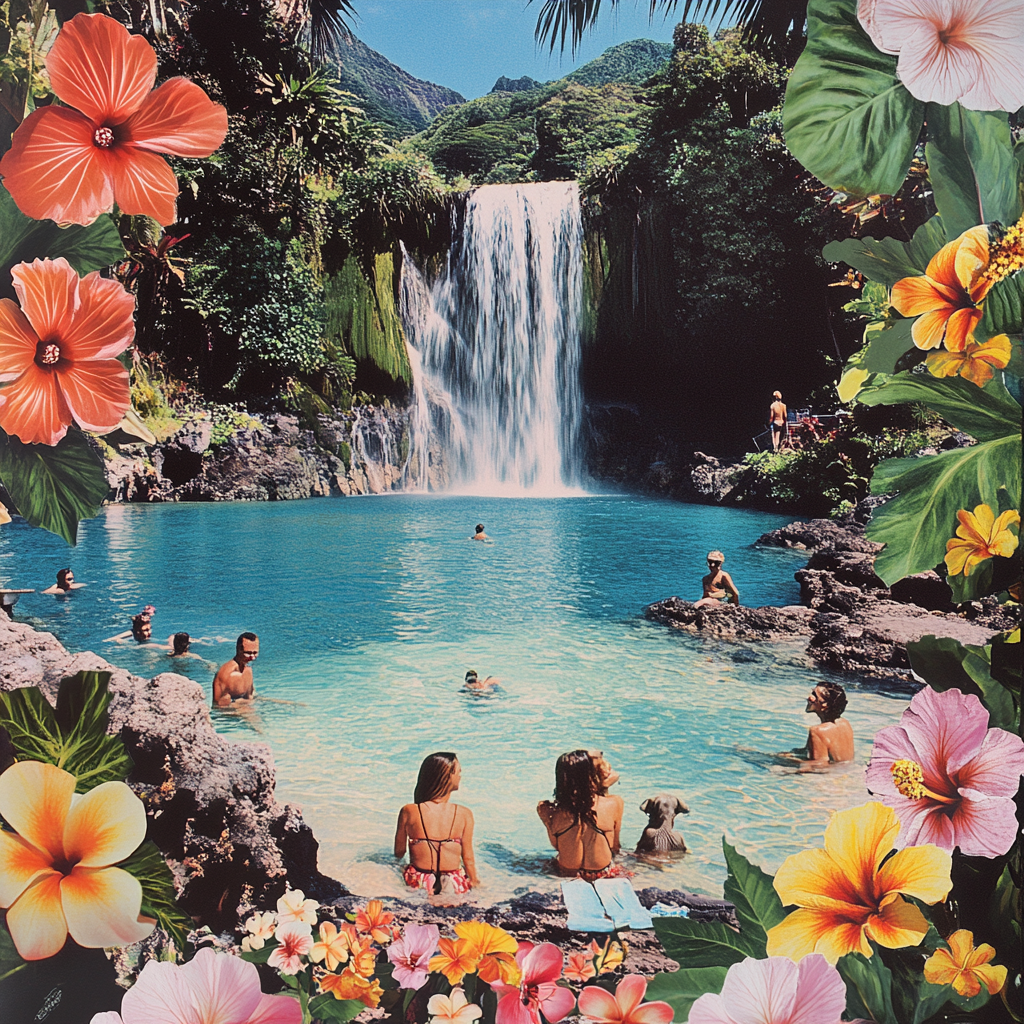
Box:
695 551 740 608
800 682 854 764
768 391 788 451
463 670 499 691
213 632 259 706
469 524 491 542
42 568 86 595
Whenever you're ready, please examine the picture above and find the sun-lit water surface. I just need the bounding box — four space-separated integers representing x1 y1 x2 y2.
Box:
1 494 910 901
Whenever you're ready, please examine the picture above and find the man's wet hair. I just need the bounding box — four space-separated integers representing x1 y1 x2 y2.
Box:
131 614 150 638
172 632 190 654
236 631 258 652
818 681 847 721
475 524 485 533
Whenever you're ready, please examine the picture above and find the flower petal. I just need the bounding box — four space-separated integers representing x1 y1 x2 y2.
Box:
0 106 115 226
46 13 156 125
767 908 854 963
899 687 988 787
890 274 953 317
0 761 75 863
0 298 39 382
123 77 228 157
629 1001 674 1024
973 963 1008 995
6 872 69 960
858 0 933 54
91 1014 126 1024
179 947 262 1024
120 959 198 1024
577 984 619 1022
813 920 873 965
948 790 1019 858
911 308 956 350
247 993 304 1024
63 780 147 868
790 953 848 1024
109 146 179 225
11 257 79 343
923 947 959 987
61 865 155 948
0 830 57 906
718 956 798 1024
772 847 867 913
897 21 983 106
875 843 952 904
823 802 900 902
942 306 981 353
57 359 131 433
613 975 649 1018
893 796 957 851
539 984 576 1024
864 895 930 949
686 992 733 1024
494 991 534 1024
64 271 136 361
523 942 566 985
0 361 72 444
957 725 1024 797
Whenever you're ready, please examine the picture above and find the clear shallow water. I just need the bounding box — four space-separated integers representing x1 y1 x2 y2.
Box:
1 495 908 900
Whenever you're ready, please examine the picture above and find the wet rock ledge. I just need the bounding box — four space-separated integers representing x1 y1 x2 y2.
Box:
644 503 1015 685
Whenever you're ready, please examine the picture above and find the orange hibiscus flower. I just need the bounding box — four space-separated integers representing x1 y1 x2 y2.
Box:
319 968 383 1007
890 226 992 351
923 930 1008 998
429 936 482 986
0 13 227 226
355 899 396 944
765 802 952 964
926 333 1012 387
944 504 1020 577
0 257 134 445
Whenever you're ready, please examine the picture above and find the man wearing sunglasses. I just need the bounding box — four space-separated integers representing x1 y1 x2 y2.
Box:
213 632 259 706
695 551 740 608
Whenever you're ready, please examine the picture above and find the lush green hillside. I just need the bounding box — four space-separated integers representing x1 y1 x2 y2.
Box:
491 75 542 93
331 34 465 136
566 38 671 86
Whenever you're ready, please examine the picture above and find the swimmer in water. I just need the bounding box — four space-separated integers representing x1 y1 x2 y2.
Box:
798 682 854 764
42 568 86 595
106 610 156 643
695 551 739 608
462 669 499 691
213 632 259 706
469 524 491 542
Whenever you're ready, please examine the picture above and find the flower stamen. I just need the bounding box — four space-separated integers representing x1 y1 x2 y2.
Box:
982 214 1024 285
37 342 61 366
93 125 115 149
891 759 957 804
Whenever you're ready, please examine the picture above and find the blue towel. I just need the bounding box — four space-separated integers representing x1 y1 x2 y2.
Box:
560 879 614 932
649 901 690 918
594 877 654 930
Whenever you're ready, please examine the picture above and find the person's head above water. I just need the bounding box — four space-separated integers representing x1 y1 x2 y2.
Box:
707 551 725 567
235 632 259 662
807 681 847 722
414 751 460 803
465 670 478 683
474 524 485 535
773 391 782 400
552 748 604 825
131 614 152 641
56 568 73 589
171 632 191 655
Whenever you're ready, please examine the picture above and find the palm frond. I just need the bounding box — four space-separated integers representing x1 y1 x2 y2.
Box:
275 0 355 63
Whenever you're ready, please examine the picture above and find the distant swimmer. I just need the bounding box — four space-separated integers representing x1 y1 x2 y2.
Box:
469 524 491 542
106 609 156 643
213 632 259 706
694 551 739 608
800 682 854 764
463 669 499 691
42 568 86 595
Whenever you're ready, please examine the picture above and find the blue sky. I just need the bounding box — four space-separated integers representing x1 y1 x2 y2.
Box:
351 1 683 100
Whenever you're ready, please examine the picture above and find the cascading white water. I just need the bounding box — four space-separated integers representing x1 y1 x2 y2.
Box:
401 182 585 495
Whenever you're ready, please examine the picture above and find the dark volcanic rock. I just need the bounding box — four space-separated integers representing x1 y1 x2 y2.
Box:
644 597 816 640
756 519 882 554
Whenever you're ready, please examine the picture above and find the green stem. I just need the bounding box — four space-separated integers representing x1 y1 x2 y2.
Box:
0 963 26 983
299 981 310 1024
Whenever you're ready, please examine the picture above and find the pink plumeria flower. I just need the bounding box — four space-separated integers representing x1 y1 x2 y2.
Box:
427 987 484 1024
268 921 313 975
276 887 318 926
564 951 597 984
866 686 1024 858
688 955 846 1024
857 0 1024 112
578 974 672 1024
88 946 301 1024
241 910 277 951
387 922 440 990
492 941 576 1024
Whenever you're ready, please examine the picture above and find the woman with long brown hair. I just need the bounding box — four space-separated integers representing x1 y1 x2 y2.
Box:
537 749 626 881
394 752 480 895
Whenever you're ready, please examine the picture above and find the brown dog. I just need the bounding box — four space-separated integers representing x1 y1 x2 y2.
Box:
634 794 689 856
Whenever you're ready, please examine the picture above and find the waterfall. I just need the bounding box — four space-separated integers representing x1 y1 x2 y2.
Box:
401 182 585 495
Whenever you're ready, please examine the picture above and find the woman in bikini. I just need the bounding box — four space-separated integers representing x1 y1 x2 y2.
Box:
537 749 627 881
394 752 480 895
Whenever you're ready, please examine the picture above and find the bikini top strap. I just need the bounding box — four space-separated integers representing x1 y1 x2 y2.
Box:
446 805 457 840
416 802 431 841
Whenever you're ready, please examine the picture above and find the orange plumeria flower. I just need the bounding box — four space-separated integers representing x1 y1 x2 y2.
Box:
319 967 383 1007
563 950 597 983
945 504 1020 577
0 761 154 959
429 936 482 985
355 899 396 945
891 226 992 351
924 930 1007 998
927 333 1012 387
766 802 952 964
347 934 378 978
0 12 227 226
0 257 134 445
309 920 350 972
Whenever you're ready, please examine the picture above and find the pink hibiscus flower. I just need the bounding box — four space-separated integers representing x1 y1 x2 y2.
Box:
866 686 1024 858
89 946 300 1024
492 942 576 1024
387 923 440 990
578 974 672 1024
688 955 846 1024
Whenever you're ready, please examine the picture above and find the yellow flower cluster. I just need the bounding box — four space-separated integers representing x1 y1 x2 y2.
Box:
982 213 1024 285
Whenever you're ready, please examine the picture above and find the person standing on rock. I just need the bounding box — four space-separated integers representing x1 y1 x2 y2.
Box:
695 551 740 608
213 632 259 706
798 682 854 765
768 391 788 451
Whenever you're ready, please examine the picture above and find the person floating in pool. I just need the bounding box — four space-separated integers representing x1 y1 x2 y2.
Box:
469 524 491 542
537 749 629 882
798 682 854 764
462 669 499 691
213 632 259 706
694 551 739 607
394 752 480 896
106 608 156 643
42 568 86 595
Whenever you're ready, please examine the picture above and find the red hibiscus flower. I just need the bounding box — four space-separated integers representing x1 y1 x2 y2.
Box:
0 258 134 444
0 13 227 226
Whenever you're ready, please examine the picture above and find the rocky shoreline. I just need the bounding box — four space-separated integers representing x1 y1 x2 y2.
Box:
644 503 1015 685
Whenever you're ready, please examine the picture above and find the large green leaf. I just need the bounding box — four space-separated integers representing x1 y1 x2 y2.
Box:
0 187 124 300
783 0 924 198
907 215 949 265
308 994 365 1023
867 435 1022 584
837 951 897 1024
118 842 191 953
652 917 761 969
823 238 922 289
644 966 728 1020
978 273 1024 340
721 840 785 955
857 371 1022 441
925 105 1021 239
859 319 916 375
0 429 109 545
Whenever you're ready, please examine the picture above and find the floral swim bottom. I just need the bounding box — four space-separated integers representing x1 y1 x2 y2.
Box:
403 864 472 894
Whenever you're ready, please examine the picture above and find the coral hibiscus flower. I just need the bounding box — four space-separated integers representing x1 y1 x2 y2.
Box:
356 898 397 944
944 504 1020 578
492 942 576 1024
430 936 482 985
0 761 154 960
857 0 1024 112
0 257 134 445
688 955 846 1024
765 802 951 964
866 686 1024 857
923 930 1008 998
577 974 673 1024
0 12 227 226
927 333 1012 387
890 226 991 352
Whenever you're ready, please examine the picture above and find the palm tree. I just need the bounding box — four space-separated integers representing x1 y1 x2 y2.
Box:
274 0 356 63
530 0 807 55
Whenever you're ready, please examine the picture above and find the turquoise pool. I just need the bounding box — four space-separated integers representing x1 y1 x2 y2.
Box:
2 494 907 900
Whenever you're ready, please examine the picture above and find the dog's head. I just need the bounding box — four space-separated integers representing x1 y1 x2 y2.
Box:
640 794 689 826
